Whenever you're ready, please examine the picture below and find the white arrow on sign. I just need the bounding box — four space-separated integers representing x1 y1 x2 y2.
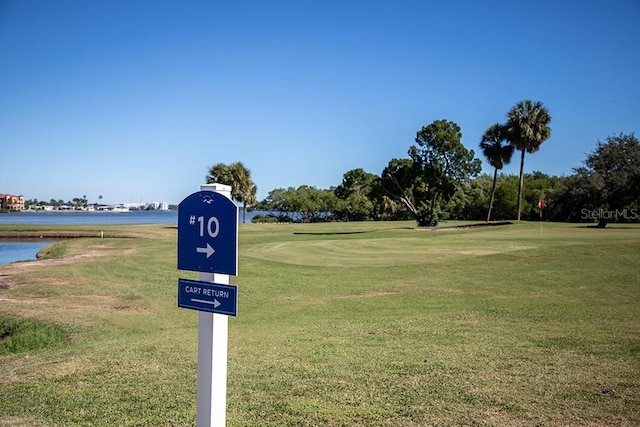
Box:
196 243 215 258
191 298 222 308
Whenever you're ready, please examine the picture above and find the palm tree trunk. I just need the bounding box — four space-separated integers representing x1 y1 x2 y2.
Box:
242 201 247 224
487 167 498 222
516 148 525 221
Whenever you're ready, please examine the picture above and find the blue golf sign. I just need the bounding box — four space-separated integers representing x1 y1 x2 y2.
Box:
177 190 238 275
178 278 238 316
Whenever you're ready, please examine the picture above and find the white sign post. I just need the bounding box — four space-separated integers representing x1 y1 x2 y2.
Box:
197 273 229 427
197 183 232 427
177 182 238 427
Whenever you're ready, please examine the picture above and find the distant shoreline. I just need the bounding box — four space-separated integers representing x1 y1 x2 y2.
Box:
0 231 136 239
2 208 176 214
0 210 179 226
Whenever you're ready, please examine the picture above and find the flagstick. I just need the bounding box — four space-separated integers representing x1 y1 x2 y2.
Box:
538 198 544 237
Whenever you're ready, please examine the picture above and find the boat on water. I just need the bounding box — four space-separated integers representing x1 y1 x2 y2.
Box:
97 205 130 213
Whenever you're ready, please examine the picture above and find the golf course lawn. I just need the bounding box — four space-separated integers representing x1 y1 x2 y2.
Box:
1 220 638 426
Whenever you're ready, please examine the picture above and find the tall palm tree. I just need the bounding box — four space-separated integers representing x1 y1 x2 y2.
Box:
206 161 257 223
505 100 552 220
480 123 514 222
229 161 257 224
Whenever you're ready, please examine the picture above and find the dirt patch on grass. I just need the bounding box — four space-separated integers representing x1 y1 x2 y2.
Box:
0 416 49 426
0 249 131 290
343 290 398 298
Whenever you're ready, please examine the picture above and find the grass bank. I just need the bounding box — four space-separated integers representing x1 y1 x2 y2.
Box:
0 221 638 426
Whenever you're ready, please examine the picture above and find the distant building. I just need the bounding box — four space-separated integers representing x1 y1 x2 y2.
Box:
0 193 25 211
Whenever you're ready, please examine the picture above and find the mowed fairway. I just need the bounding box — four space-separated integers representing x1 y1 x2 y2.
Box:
1 221 639 426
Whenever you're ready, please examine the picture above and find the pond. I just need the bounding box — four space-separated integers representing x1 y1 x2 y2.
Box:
0 240 58 265
0 210 179 265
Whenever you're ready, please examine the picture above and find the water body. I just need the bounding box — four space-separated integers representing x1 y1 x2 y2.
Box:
0 210 263 264
0 240 58 264
0 210 179 265
0 210 179 225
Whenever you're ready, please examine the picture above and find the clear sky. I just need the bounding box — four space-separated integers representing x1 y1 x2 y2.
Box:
1 0 639 205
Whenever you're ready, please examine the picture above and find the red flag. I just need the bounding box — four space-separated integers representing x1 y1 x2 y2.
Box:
538 198 545 209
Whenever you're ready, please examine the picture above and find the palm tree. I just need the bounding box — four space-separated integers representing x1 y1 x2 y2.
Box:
206 161 257 223
480 123 514 222
505 100 552 220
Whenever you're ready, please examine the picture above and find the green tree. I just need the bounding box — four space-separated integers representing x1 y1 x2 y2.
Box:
490 174 519 220
368 176 408 221
206 161 257 223
551 172 602 222
382 158 421 219
253 187 293 221
444 175 493 221
334 168 379 221
295 185 338 222
576 133 639 227
24 199 39 210
521 171 561 220
480 123 514 222
505 100 552 220
410 120 481 226
72 197 84 209
254 186 338 223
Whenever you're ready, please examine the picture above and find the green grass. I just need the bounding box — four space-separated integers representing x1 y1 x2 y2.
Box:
0 317 68 356
0 221 639 426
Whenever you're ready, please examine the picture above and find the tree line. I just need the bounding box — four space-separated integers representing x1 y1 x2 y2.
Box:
24 196 92 209
207 100 639 227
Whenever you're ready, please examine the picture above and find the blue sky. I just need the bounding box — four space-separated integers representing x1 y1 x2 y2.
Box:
1 0 638 205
